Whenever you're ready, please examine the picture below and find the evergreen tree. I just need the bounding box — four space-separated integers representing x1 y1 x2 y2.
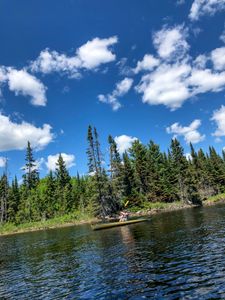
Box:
208 146 225 193
45 171 56 217
147 141 165 202
0 173 9 223
129 140 148 194
7 176 20 222
87 126 108 217
108 135 123 209
23 141 39 190
55 154 72 213
122 151 137 202
170 138 189 203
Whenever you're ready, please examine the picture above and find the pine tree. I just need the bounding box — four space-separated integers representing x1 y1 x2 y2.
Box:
7 176 20 222
23 141 39 190
45 171 56 217
55 154 71 188
147 141 165 202
122 151 137 204
0 173 9 223
170 138 189 203
108 135 123 209
129 140 148 194
86 126 108 217
160 151 178 202
55 154 72 213
208 146 225 193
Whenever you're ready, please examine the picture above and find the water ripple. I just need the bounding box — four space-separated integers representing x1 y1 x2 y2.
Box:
1 205 225 299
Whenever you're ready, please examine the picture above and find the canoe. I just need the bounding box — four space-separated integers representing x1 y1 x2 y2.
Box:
91 218 148 231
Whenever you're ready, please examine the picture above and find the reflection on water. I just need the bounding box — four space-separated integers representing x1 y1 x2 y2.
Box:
1 204 225 299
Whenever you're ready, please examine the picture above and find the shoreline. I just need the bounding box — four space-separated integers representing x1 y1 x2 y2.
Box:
1 196 225 237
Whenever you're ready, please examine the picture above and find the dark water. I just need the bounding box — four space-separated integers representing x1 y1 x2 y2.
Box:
1 205 225 299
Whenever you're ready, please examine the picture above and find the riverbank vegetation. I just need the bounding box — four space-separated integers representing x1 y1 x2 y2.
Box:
1 126 225 232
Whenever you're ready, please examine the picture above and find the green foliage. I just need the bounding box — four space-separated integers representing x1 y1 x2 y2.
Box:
2 126 225 226
22 141 39 190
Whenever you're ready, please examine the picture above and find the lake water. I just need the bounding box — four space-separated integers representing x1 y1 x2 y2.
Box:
1 204 225 299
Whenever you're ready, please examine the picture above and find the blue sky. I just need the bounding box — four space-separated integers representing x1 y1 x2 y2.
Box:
0 0 225 180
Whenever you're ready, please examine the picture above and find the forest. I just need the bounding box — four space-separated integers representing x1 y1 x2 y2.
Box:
1 125 225 224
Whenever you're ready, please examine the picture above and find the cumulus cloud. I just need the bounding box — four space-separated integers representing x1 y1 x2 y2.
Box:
0 113 53 151
98 77 133 110
7 68 47 106
0 67 47 106
166 119 205 144
136 63 191 110
153 25 189 60
133 54 159 74
189 0 225 21
211 105 225 137
77 36 117 69
0 157 7 168
31 36 118 77
135 23 225 110
46 153 75 171
211 47 225 70
114 135 138 154
188 68 225 94
220 25 225 43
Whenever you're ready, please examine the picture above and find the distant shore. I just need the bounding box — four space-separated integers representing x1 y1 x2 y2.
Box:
1 193 225 237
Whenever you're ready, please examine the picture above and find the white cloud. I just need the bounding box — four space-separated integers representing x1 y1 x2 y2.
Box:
0 67 47 106
31 36 118 77
211 105 225 137
31 49 82 77
46 153 75 171
0 157 7 168
220 25 225 43
0 67 7 82
114 135 138 154
135 24 225 110
136 63 191 110
98 77 133 110
77 36 117 69
194 54 208 69
153 25 189 60
7 68 47 106
0 113 53 151
188 68 225 94
166 119 205 144
189 0 225 21
211 47 225 70
133 54 159 74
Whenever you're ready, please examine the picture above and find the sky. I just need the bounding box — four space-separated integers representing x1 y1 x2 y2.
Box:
1 0 225 180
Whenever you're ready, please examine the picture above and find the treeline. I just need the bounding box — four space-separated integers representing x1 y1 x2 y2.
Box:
1 126 225 224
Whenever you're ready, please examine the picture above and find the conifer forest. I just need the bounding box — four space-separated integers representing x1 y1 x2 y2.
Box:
1 125 225 225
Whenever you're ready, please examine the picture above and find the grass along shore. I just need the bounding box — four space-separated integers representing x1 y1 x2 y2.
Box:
1 193 225 237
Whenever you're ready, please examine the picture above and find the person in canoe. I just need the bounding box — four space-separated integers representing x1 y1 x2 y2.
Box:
119 211 129 222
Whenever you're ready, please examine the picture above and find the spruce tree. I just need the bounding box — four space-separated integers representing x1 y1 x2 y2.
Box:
86 126 109 217
170 138 189 203
45 171 56 217
108 135 123 209
129 140 148 194
55 154 72 213
147 141 165 202
122 151 137 203
7 176 20 222
23 141 39 190
0 173 9 223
